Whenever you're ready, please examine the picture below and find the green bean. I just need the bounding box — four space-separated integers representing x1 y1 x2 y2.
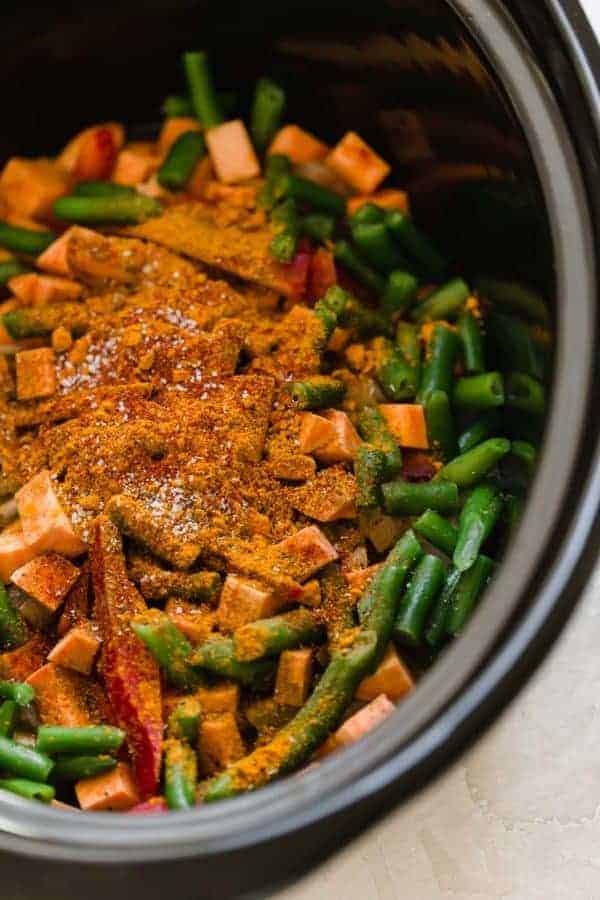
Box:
168 697 202 744
457 410 502 453
0 736 53 782
183 51 223 127
453 372 505 410
36 725 125 757
269 230 297 263
355 444 386 509
458 311 485 374
424 568 462 648
258 154 292 209
382 270 419 315
357 407 403 478
161 94 194 117
0 681 34 707
158 131 206 190
411 277 470 323
275 174 345 217
333 241 386 295
0 259 30 285
314 285 351 340
54 194 162 225
0 701 18 738
0 778 55 803
453 484 503 572
425 390 457 461
475 277 549 325
382 480 459 516
72 181 136 198
437 438 510 488
233 609 323 662
487 312 543 379
447 555 494 634
376 346 418 401
417 324 460 403
131 612 201 690
0 221 56 256
271 197 299 232
395 321 421 395
51 755 117 781
343 295 392 338
414 510 458 556
511 439 537 477
2 302 88 340
385 210 447 277
351 223 408 273
349 203 385 227
189 637 276 689
0 585 28 650
393 554 446 645
270 197 299 262
286 375 346 410
164 739 197 810
299 212 335 243
505 372 545 417
251 77 285 153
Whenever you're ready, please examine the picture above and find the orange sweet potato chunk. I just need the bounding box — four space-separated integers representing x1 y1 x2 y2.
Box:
277 525 338 579
8 273 83 305
47 624 101 675
0 521 39 582
36 226 96 276
216 574 279 633
379 403 429 450
76 762 140 811
199 712 245 775
112 146 161 186
0 157 70 219
347 189 410 217
355 643 414 702
267 125 329 164
314 410 362 464
11 553 79 613
16 469 87 558
327 132 391 194
15 348 56 401
26 662 92 726
274 648 313 707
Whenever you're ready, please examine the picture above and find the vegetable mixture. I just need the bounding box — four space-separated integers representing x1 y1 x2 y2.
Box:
0 52 549 812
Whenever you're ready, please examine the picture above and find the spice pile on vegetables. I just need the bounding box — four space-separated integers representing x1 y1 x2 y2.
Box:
0 52 549 811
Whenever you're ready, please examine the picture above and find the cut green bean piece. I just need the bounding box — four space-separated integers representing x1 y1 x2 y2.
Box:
447 555 494 634
258 154 292 209
376 346 418 401
0 221 56 256
475 277 549 324
0 259 30 285
299 212 335 243
458 410 502 454
269 229 297 263
511 439 537 476
286 375 346 410
396 321 421 369
437 438 511 488
382 270 419 315
453 372 505 410
168 697 202 744
2 302 88 341
505 372 545 417
0 736 53 782
251 77 285 154
357 407 403 478
0 681 34 707
189 637 275 689
0 701 18 738
131 612 201 690
351 223 408 273
0 778 55 803
411 277 470 323
51 755 117 781
393 554 446 646
458 311 485 374
414 510 458 556
183 51 223 127
425 568 462 648
158 131 206 190
333 241 386 295
314 285 351 340
417 324 461 403
164 739 197 810
161 94 194 117
233 609 323 662
385 210 447 277
453 484 503 572
275 174 345 217
54 194 162 225
349 203 385 227
0 585 28 650
382 480 459 516
487 312 543 380
425 389 457 461
355 445 386 509
72 181 136 198
36 725 125 757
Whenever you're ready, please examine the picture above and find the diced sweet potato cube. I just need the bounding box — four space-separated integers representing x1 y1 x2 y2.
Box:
268 453 316 482
275 648 313 707
158 117 202 155
298 579 321 608
8 273 83 305
344 563 382 599
291 465 357 523
198 712 245 775
0 633 50 681
347 189 410 217
268 125 329 164
379 404 429 450
47 625 101 675
298 413 337 455
308 247 337 304
186 155 214 198
0 521 39 582
16 469 87 558
0 157 70 219
76 762 140 812
314 410 362 464
58 123 125 181
26 662 92 726
112 147 161 186
327 132 391 194
36 226 96 276
11 553 79 614
277 525 338 579
195 682 239 715
165 598 213 645
15 347 56 401
201 180 258 208
356 643 414 702
206 120 260 184
334 694 395 748
217 574 279 633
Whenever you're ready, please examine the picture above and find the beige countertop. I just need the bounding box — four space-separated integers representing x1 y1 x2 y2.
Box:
281 7 599 896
